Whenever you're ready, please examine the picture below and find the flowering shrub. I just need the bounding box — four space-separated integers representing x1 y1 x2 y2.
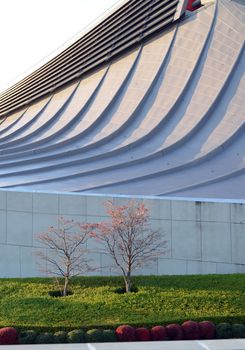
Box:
199 321 216 339
0 327 19 345
116 325 135 341
182 320 200 340
166 323 183 340
150 326 167 341
135 327 151 341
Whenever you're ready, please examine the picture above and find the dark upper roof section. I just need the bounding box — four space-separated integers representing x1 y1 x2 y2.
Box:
0 0 187 118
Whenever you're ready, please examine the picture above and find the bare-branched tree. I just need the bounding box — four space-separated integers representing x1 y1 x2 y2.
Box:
94 201 167 293
35 217 95 296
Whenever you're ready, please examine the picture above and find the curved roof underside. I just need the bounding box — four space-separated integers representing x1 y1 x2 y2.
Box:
0 0 244 200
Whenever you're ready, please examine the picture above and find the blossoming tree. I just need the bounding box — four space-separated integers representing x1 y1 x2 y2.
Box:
94 200 167 293
35 217 95 296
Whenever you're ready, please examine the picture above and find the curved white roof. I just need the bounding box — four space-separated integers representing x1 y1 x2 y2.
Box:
0 0 244 199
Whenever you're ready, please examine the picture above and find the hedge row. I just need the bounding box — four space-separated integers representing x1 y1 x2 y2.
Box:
1 321 245 345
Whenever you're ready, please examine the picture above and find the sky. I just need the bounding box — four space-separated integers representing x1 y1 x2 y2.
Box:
0 0 123 92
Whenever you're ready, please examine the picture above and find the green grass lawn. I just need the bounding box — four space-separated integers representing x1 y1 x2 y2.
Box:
0 274 244 332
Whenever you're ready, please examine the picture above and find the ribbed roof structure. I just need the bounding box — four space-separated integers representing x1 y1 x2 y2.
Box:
0 0 244 199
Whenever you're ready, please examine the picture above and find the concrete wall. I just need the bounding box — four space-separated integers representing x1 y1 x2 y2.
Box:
0 189 244 278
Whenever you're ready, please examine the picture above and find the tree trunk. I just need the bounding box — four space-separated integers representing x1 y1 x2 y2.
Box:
63 276 69 297
63 259 71 297
125 271 132 293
